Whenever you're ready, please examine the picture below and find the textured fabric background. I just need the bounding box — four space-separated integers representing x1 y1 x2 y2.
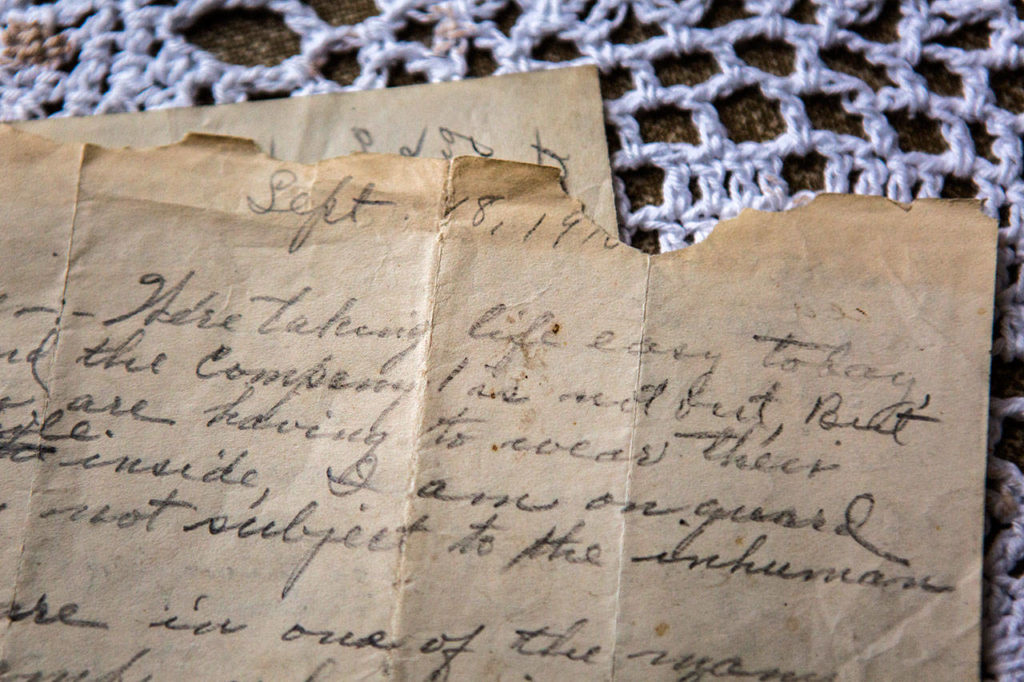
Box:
2 0 1024 678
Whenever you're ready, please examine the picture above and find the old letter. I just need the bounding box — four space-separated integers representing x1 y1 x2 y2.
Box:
0 127 994 680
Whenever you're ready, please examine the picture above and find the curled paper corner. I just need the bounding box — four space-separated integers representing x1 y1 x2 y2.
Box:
176 132 266 156
443 155 628 254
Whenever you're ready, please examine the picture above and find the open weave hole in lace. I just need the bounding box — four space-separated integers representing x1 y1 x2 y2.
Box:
2 0 1024 677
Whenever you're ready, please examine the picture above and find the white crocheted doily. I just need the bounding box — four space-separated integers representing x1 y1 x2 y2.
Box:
3 0 1024 677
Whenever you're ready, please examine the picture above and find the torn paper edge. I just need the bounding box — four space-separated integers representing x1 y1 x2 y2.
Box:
0 127 999 679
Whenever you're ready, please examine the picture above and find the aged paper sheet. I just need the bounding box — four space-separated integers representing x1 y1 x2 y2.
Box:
11 66 617 239
0 126 994 681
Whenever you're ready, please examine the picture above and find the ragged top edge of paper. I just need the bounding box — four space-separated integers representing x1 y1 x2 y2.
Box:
2 124 999 264
0 115 998 680
655 193 996 263
70 127 628 251
436 155 997 263
4 122 627 255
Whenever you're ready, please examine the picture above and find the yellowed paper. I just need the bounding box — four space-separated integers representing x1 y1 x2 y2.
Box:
0 129 82 649
11 66 617 239
0 127 994 681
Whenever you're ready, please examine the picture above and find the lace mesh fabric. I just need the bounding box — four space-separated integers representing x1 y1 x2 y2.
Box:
1 0 1024 676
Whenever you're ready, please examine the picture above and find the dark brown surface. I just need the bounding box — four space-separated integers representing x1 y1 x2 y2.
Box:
636 106 699 145
653 50 718 88
183 9 300 68
735 38 796 76
994 359 1024 471
716 86 786 143
305 0 378 27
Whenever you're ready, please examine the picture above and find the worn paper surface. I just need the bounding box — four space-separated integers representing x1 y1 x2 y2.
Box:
0 126 994 681
11 66 616 239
